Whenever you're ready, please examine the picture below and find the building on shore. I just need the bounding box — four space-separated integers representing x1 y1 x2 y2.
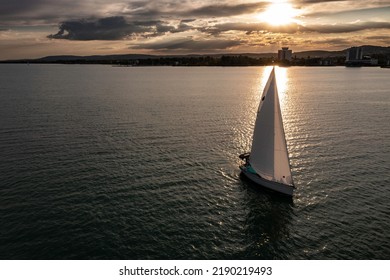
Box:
346 46 378 66
346 47 363 61
278 47 292 61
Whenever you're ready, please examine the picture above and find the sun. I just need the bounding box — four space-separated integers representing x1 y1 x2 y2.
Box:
257 1 299 26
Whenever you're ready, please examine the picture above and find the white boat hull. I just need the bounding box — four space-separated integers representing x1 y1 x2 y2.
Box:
240 166 294 196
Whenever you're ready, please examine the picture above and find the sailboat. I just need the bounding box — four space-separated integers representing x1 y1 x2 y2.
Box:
239 67 295 196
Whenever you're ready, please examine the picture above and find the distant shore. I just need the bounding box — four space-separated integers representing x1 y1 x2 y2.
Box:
2 45 390 67
0 57 387 67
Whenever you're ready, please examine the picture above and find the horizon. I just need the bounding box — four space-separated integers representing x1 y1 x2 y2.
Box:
0 46 377 62
1 0 390 60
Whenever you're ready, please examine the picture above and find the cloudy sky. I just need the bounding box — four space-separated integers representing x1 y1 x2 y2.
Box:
0 0 389 59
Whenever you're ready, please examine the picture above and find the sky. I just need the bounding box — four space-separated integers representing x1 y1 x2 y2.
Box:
0 0 389 59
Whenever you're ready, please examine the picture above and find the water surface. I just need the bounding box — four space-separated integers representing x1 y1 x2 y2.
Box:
0 65 389 259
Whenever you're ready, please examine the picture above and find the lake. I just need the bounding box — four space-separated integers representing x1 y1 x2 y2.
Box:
0 65 389 259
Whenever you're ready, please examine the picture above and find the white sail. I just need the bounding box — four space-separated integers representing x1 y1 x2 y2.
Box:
249 68 293 185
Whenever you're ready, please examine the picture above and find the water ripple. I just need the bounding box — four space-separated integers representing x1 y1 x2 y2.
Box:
1 65 389 259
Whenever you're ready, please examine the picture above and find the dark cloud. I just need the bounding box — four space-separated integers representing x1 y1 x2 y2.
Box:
0 0 48 15
131 38 243 51
170 20 194 33
152 20 195 35
48 16 183 40
182 2 268 17
48 16 139 40
303 21 390 33
125 1 268 19
180 19 196 23
197 20 390 36
366 35 390 40
47 16 201 41
0 0 86 24
199 22 302 35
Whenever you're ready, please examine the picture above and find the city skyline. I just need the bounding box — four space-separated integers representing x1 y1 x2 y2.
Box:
1 0 390 60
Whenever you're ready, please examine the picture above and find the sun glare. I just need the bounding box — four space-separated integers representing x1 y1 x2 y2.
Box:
257 1 299 26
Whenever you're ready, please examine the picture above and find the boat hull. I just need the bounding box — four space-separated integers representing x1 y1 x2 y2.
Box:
240 167 294 196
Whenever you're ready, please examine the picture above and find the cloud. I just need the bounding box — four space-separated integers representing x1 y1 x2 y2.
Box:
0 0 89 24
49 15 390 42
196 19 390 36
304 6 390 18
169 20 195 33
48 16 182 40
181 2 268 17
199 22 303 35
366 35 390 40
0 0 48 15
294 0 347 3
365 35 390 44
303 21 390 33
310 38 351 46
48 16 138 40
124 1 268 19
131 38 243 51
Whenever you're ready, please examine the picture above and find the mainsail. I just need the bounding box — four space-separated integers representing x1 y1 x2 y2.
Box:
249 68 293 185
